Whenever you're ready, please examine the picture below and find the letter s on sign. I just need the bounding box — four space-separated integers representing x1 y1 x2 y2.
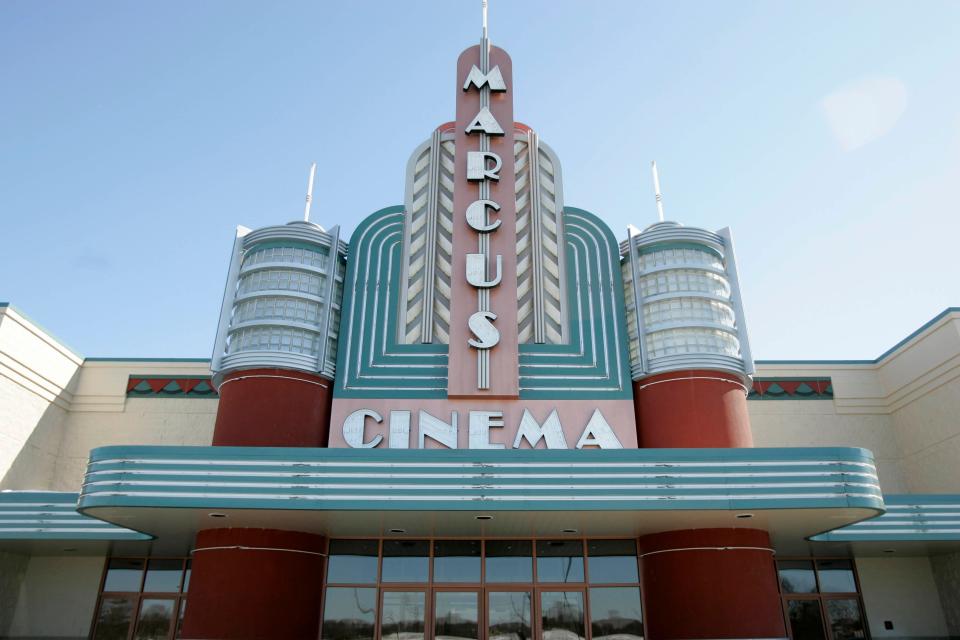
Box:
467 311 500 349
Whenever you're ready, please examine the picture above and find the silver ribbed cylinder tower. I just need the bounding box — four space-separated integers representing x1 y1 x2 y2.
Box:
620 221 754 383
210 221 347 387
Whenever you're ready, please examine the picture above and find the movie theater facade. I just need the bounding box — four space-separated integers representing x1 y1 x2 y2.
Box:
3 34 960 640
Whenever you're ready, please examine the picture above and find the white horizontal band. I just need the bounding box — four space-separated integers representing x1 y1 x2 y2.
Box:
635 375 749 395
217 374 329 392
191 545 326 557
640 545 775 558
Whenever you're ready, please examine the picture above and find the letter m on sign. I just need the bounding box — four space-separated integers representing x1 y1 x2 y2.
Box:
463 65 507 92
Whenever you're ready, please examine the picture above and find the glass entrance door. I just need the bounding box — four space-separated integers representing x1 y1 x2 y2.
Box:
487 591 532 640
380 591 427 640
538 590 586 640
434 591 480 640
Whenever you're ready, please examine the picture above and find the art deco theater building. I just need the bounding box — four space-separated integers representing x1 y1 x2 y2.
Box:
3 26 960 640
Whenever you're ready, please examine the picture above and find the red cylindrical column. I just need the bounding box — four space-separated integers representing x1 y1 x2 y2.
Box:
639 528 786 639
180 528 326 640
213 368 332 447
633 369 752 448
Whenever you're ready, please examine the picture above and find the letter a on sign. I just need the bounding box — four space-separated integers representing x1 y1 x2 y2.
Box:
465 107 505 136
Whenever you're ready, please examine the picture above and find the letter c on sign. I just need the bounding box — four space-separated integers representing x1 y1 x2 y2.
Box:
342 409 384 448
466 199 502 233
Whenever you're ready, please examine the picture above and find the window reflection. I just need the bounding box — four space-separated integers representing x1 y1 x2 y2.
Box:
134 598 176 640
93 597 134 640
587 540 639 584
537 541 584 583
103 558 144 592
825 599 866 640
786 600 826 640
540 591 586 640
434 540 481 583
382 541 429 583
488 591 532 640
328 540 379 584
486 541 532 583
817 560 857 593
381 591 426 640
778 560 818 594
143 559 183 593
589 587 643 640
321 587 377 640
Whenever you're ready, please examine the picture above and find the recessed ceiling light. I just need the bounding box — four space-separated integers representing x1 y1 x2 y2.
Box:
475 515 493 521
883 548 896 554
561 528 578 534
735 513 754 519
208 513 228 519
388 528 406 534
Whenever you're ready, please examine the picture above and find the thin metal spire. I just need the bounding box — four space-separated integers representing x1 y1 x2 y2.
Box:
651 161 665 222
303 161 317 222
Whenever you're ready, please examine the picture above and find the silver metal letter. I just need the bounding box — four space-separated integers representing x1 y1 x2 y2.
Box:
388 410 411 449
512 409 568 449
469 411 506 449
466 254 503 288
342 409 384 448
575 409 623 449
462 65 507 92
467 311 500 349
467 151 502 181
465 107 505 136
418 410 459 449
465 199 502 233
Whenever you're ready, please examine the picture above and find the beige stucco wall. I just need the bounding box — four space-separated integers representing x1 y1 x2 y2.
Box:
857 556 950 638
5 555 104 639
0 307 81 490
891 375 960 494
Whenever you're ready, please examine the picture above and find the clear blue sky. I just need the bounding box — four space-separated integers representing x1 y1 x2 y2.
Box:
2 1 958 360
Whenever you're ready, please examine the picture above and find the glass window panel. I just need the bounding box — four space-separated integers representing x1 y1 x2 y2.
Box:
134 598 176 640
434 591 479 640
143 559 183 593
177 600 186 638
381 591 426 640
817 560 857 593
327 540 379 584
103 558 144 592
589 587 643 640
825 599 867 640
488 591 532 640
321 587 377 640
778 560 818 594
433 541 481 583
786 600 826 640
540 591 586 640
537 541 584 583
587 541 639 584
93 597 135 640
382 540 429 583
182 561 191 593
485 541 533 583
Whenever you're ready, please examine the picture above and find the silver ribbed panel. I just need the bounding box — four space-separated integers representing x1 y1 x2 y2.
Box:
399 127 567 346
399 131 456 344
620 221 754 381
515 132 567 344
211 221 348 386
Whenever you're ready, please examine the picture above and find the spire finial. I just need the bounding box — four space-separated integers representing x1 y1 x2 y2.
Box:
482 0 488 40
303 161 317 222
651 161 665 222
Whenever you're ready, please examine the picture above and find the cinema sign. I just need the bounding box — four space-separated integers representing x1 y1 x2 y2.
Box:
340 406 624 450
